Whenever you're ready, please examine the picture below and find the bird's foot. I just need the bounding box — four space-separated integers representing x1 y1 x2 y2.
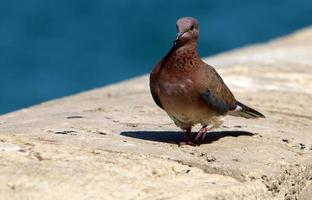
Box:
194 125 209 145
178 140 196 146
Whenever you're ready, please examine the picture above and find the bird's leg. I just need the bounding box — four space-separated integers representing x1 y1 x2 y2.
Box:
179 127 194 146
183 127 192 143
194 125 209 143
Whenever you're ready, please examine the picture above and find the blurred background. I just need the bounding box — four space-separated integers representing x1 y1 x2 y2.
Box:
1 0 311 114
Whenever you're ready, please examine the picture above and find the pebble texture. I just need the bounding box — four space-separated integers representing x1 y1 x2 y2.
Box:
1 27 312 200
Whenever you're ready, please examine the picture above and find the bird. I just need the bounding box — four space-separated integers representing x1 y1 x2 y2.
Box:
149 17 265 145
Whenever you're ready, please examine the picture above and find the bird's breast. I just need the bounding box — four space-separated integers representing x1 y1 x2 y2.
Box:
159 78 194 105
162 78 192 95
155 73 221 128
158 77 202 118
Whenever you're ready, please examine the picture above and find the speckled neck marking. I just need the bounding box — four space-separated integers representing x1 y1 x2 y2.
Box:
165 41 201 72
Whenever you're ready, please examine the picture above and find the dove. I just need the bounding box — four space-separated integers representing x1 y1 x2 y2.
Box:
149 17 264 145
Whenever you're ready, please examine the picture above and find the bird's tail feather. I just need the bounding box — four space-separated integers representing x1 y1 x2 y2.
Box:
229 101 265 119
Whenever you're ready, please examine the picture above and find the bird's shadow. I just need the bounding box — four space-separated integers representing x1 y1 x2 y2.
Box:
120 130 255 145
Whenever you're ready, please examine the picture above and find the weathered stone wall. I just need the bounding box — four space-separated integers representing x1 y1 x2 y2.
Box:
0 27 312 200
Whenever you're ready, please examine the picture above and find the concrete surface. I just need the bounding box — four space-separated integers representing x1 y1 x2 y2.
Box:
1 27 312 200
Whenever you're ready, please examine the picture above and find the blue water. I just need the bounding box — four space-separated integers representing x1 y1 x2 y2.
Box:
1 0 311 114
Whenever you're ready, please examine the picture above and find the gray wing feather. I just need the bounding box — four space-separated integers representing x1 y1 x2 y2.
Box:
201 89 235 114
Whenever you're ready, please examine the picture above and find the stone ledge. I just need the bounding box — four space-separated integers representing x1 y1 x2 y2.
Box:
0 27 312 200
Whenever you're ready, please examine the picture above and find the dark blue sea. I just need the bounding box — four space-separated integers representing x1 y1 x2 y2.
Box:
1 0 311 114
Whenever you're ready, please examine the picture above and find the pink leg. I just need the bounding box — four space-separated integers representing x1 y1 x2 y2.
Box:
194 125 209 143
179 127 194 146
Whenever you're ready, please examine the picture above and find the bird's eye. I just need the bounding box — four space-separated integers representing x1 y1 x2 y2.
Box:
190 25 195 30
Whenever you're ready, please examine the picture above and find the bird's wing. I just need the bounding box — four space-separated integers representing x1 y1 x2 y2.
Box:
150 84 163 109
199 63 237 114
149 60 164 109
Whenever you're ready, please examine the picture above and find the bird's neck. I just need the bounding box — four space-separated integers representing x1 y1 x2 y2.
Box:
165 40 201 71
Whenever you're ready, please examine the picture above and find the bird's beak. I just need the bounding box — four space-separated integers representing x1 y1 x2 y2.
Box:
174 32 182 44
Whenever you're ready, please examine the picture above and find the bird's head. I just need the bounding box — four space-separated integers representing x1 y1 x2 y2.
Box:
174 17 199 46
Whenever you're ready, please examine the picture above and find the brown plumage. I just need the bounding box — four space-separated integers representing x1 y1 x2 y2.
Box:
150 17 264 145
